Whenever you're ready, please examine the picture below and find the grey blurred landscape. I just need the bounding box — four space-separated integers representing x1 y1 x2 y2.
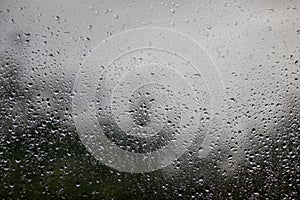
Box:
0 0 299 199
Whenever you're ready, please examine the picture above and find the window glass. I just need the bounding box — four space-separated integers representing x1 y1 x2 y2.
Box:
0 0 299 199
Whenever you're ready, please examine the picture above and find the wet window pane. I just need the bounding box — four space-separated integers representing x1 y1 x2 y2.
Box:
0 0 299 199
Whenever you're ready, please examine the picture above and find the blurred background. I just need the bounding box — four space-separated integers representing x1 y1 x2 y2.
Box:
0 0 299 199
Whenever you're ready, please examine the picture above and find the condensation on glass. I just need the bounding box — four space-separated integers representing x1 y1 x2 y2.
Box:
0 0 299 199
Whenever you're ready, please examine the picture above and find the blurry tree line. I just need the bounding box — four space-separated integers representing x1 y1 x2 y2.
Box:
0 32 299 199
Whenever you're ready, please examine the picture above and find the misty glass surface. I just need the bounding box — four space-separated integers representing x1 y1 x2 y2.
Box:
0 0 299 199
